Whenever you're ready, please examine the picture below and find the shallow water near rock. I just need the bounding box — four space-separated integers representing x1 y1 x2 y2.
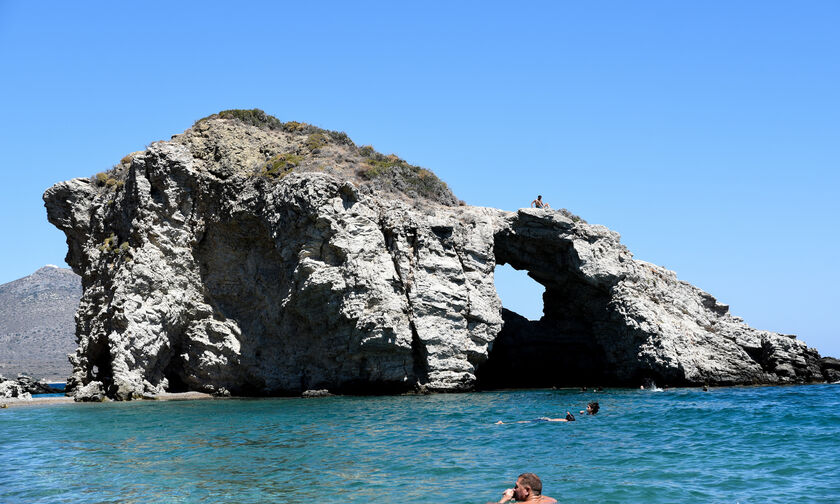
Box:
2 384 838 503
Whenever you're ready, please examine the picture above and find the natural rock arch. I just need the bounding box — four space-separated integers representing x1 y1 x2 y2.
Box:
478 212 616 388
43 114 827 401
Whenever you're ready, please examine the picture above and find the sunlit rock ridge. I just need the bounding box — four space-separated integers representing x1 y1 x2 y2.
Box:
44 110 828 401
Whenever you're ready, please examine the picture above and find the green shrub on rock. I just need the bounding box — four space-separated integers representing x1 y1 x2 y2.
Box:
98 233 117 253
184 110 455 205
261 153 303 179
193 109 356 149
97 233 132 259
94 172 124 191
218 109 284 130
358 150 405 179
355 147 452 202
358 145 375 158
305 133 328 151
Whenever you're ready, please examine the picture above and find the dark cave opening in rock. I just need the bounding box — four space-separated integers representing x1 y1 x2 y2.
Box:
161 337 189 393
476 229 614 389
189 214 296 395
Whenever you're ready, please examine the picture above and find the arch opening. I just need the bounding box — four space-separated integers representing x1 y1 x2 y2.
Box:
493 263 545 321
477 227 615 389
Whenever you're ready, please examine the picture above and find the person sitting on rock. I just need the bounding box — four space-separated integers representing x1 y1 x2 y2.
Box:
530 195 550 209
493 473 557 504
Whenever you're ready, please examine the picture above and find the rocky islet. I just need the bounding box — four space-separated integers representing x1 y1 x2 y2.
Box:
43 110 834 401
0 374 62 400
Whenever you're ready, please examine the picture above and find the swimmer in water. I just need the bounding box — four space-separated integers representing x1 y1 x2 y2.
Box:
580 401 599 415
494 473 557 504
495 412 575 424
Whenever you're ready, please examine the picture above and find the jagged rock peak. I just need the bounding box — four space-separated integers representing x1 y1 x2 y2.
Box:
94 109 458 208
44 111 827 401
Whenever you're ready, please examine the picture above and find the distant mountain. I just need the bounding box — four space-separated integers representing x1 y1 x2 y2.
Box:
0 266 80 381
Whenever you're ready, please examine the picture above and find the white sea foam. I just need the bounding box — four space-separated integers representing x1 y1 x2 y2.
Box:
643 380 662 391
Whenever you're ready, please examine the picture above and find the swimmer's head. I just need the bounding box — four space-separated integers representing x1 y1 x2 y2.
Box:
586 401 599 414
515 473 543 499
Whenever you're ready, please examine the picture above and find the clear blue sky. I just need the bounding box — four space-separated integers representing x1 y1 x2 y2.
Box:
1 1 837 356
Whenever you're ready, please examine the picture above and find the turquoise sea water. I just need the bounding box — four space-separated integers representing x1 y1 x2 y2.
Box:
2 384 838 503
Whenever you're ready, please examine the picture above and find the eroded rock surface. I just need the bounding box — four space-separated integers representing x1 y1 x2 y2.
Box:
0 374 62 399
820 357 840 383
44 112 827 400
480 210 823 387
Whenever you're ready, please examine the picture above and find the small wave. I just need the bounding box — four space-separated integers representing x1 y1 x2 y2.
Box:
642 380 662 391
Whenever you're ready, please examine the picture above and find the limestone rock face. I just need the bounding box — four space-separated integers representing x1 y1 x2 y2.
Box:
0 374 60 399
821 357 840 382
10 374 61 395
0 377 32 400
480 210 824 387
44 114 826 400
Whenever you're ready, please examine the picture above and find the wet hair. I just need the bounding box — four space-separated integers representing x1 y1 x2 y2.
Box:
565 412 575 421
517 473 542 495
588 401 600 414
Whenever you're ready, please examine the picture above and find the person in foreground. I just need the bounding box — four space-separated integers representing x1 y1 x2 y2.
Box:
493 473 557 504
